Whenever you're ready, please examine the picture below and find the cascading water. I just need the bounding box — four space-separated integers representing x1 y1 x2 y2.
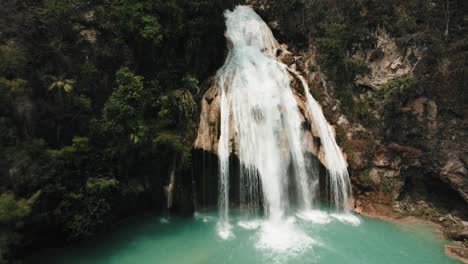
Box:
216 6 355 242
294 72 353 211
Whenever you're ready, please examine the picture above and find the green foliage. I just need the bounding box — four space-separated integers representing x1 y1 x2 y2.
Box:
48 76 75 94
0 40 27 77
154 132 191 166
0 77 28 97
140 16 163 44
316 20 372 86
0 0 237 261
162 92 195 128
355 98 377 126
317 21 347 75
110 0 163 44
38 137 122 240
379 76 417 97
308 64 317 73
395 15 418 35
286 0 305 7
0 192 39 262
182 74 200 95
104 68 145 135
0 192 38 227
64 177 119 239
48 137 91 158
2 140 50 192
86 178 119 193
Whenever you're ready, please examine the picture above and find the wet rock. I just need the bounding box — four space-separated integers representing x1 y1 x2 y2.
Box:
277 46 295 66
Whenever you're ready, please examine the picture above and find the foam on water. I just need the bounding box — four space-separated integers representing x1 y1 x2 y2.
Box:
296 210 332 224
195 212 216 223
238 219 262 230
256 218 316 256
330 213 361 226
159 217 170 224
217 221 235 240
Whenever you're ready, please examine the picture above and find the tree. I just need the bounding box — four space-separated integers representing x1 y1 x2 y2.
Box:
48 76 75 94
103 67 145 137
0 192 39 262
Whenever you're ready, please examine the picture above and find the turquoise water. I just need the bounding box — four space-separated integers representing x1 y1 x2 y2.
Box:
32 211 458 264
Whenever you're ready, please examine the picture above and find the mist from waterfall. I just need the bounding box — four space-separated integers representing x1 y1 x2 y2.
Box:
216 6 354 241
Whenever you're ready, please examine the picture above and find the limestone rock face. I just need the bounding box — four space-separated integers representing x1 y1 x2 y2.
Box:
354 28 422 91
194 77 221 154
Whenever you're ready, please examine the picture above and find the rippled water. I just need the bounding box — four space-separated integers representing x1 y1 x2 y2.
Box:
32 211 458 264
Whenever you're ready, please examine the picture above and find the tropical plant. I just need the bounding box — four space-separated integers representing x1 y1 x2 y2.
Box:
48 76 75 94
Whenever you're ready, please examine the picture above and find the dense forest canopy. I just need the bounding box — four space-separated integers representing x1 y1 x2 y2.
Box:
0 0 240 262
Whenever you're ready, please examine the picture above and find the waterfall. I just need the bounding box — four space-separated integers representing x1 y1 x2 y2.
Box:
216 6 352 239
164 164 176 209
293 71 353 211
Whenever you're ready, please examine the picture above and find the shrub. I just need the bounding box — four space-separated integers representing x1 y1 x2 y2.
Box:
379 76 417 97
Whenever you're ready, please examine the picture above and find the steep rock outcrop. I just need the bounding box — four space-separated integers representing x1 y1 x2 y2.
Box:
354 28 422 90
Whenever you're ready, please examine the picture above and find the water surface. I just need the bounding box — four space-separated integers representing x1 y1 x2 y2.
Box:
32 211 458 264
